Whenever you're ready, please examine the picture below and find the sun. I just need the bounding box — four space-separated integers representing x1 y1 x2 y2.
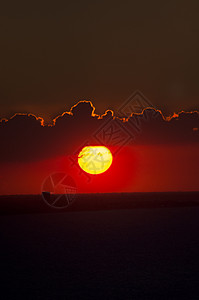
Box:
78 146 113 175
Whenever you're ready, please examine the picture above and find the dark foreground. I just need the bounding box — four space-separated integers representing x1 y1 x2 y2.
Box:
0 193 199 299
0 192 199 215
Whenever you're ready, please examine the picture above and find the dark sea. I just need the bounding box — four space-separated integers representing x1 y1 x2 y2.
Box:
1 207 199 299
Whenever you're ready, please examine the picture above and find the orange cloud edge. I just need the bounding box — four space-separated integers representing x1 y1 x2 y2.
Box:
0 100 199 127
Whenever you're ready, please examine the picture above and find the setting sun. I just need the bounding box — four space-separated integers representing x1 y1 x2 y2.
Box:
78 146 113 175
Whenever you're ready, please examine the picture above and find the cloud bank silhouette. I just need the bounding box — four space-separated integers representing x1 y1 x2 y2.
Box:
0 101 198 163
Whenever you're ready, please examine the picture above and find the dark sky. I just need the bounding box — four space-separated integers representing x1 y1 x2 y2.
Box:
1 0 199 121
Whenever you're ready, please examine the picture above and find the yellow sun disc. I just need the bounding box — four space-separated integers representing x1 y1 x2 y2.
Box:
78 146 113 175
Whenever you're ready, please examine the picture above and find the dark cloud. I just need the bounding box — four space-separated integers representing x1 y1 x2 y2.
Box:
0 101 198 163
